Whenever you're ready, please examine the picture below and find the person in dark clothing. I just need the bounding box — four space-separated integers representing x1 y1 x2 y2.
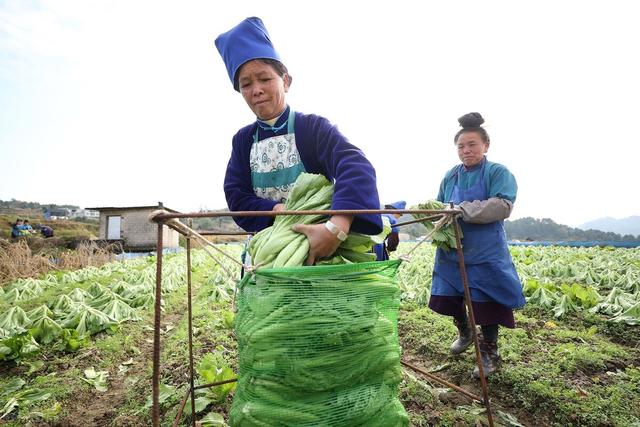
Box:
430 112 525 378
215 17 382 265
39 224 54 238
374 201 406 261
11 219 23 238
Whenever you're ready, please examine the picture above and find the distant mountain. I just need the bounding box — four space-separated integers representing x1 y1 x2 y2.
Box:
504 217 639 242
578 216 640 238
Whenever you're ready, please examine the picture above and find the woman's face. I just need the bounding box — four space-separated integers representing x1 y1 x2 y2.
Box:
237 60 290 121
456 131 489 168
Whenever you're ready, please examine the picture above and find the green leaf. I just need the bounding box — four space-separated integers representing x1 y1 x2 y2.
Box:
497 410 526 427
144 383 176 408
610 302 640 325
99 299 141 323
222 310 234 329
196 353 236 402
184 394 214 416
0 307 31 336
26 305 54 320
82 367 109 392
15 388 51 405
50 294 77 314
23 360 45 375
29 316 63 344
199 412 228 426
1 378 26 397
54 329 89 353
67 287 92 303
61 303 115 337
1 397 18 419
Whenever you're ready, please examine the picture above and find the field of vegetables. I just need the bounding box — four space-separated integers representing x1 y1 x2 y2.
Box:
0 243 639 426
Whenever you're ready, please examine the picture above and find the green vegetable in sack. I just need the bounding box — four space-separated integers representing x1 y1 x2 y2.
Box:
250 173 389 268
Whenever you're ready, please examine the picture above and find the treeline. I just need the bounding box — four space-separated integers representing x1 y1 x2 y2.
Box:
0 199 79 212
192 209 240 231
504 217 639 242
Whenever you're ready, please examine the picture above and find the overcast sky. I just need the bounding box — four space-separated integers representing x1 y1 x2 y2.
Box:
1 0 638 227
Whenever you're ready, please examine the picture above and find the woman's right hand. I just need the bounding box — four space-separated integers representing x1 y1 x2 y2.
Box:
291 223 343 265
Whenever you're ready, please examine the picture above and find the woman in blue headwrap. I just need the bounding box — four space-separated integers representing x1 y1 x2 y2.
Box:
430 112 525 378
215 17 382 265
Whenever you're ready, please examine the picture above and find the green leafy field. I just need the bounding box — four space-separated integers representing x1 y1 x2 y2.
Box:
0 244 638 426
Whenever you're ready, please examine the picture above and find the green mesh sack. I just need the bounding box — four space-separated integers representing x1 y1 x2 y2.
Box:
230 260 408 427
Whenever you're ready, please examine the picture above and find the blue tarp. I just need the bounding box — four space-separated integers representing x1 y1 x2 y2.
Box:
508 241 640 248
115 247 183 260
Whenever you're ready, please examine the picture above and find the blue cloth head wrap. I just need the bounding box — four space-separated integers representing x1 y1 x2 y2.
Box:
385 201 407 210
215 17 282 91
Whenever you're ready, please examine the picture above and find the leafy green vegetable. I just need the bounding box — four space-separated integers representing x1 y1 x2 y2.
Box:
197 353 236 402
1 378 26 397
0 335 40 362
144 383 176 409
67 288 92 303
26 305 54 320
50 294 77 315
249 173 389 268
29 316 63 344
100 299 141 323
0 307 31 337
54 329 89 353
610 302 640 325
61 303 116 337
199 412 228 426
82 367 109 392
411 200 460 250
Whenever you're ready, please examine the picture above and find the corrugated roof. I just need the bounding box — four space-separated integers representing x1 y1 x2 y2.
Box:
86 205 180 213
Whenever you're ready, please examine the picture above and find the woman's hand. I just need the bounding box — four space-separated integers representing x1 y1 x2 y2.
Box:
292 215 353 265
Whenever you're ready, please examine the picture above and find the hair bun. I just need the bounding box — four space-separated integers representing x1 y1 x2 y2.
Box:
458 112 484 128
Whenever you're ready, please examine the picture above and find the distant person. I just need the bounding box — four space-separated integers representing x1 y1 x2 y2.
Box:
11 219 24 238
39 224 54 238
430 112 525 378
374 201 405 261
215 17 382 265
22 220 35 234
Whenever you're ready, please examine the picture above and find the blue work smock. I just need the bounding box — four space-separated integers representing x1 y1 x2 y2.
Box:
431 159 525 308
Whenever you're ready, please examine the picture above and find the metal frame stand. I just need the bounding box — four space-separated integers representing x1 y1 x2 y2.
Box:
149 208 494 427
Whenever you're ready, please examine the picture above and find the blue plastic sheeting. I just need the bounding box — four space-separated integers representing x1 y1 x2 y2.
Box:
508 241 640 248
116 247 183 260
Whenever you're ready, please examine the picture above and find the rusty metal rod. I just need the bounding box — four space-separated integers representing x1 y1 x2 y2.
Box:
186 235 196 426
392 214 445 228
401 360 482 402
453 218 494 427
172 378 240 426
153 207 466 426
172 387 191 427
198 230 255 236
151 208 460 221
193 377 238 391
152 223 164 427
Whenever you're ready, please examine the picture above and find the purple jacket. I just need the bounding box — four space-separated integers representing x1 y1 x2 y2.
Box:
224 106 383 234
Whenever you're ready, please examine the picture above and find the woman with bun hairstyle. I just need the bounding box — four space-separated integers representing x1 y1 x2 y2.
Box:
214 17 382 265
430 112 525 378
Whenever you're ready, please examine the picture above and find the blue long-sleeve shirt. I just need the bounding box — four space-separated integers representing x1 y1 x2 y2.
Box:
224 106 383 234
437 158 518 203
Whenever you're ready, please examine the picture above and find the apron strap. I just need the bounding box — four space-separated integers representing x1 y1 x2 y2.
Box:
253 109 296 144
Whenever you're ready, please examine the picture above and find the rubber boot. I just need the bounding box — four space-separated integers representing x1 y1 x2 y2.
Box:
472 338 501 378
450 317 473 355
